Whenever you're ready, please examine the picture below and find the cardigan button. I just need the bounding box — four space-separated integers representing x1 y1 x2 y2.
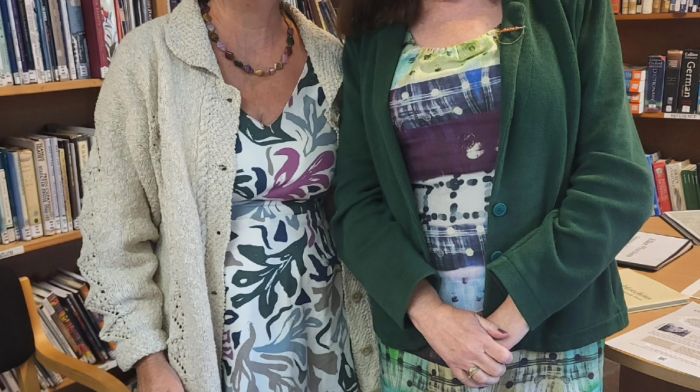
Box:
361 345 374 356
352 291 363 303
492 203 508 217
490 251 503 261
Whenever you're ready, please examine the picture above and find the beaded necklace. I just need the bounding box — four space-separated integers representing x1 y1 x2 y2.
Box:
199 1 295 77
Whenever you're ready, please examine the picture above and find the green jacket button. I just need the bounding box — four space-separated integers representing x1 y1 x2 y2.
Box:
490 251 503 261
493 203 508 217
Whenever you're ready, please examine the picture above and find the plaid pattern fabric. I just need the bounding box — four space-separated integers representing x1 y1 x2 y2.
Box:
379 341 604 392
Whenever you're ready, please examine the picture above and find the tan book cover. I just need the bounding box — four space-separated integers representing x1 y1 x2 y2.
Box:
619 268 689 313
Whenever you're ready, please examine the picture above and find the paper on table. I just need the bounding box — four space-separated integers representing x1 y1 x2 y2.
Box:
682 279 700 300
615 232 692 270
607 303 700 377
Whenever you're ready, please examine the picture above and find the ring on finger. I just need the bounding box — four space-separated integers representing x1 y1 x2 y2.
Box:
467 366 481 380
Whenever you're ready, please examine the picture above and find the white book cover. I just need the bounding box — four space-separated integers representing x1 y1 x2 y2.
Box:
17 148 44 237
47 137 68 232
22 0 46 83
616 232 693 270
57 0 77 79
7 150 32 240
666 160 690 211
38 137 63 233
0 12 13 86
642 0 654 12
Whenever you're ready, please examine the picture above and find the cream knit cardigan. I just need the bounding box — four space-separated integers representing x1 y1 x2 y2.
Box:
77 0 379 390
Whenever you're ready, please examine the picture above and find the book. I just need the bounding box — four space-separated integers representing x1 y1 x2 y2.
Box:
664 50 684 113
677 49 699 114
58 148 74 231
0 167 16 244
682 278 700 300
663 210 700 245
57 0 77 79
6 137 56 235
642 0 653 12
666 159 690 211
0 9 13 86
0 150 20 240
21 0 47 83
619 268 690 312
2 149 32 240
80 0 106 78
653 159 673 213
681 164 699 210
35 136 62 233
645 55 665 113
46 0 69 80
34 0 54 82
652 0 662 12
0 0 21 84
645 153 661 216
16 148 43 237
616 232 693 271
66 0 90 79
12 0 38 83
662 0 671 12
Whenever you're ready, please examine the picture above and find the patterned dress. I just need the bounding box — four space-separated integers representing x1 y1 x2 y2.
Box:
221 59 357 392
380 31 604 392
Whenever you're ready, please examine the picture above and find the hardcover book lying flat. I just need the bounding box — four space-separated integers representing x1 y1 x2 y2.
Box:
662 210 700 245
618 268 689 313
616 232 693 271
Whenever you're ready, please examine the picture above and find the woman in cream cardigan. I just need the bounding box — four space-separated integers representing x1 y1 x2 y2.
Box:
77 0 378 390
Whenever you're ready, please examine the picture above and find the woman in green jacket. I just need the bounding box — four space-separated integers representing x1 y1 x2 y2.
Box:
332 0 654 390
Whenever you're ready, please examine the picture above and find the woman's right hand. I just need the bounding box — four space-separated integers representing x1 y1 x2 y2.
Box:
408 281 514 388
135 352 185 392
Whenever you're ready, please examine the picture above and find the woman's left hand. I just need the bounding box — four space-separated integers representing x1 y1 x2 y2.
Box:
487 296 530 351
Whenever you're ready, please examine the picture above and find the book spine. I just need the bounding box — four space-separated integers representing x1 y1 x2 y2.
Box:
45 138 67 232
22 0 47 83
0 0 21 84
47 0 68 79
100 0 117 73
664 50 684 113
65 142 80 227
37 302 75 356
652 0 662 12
622 0 630 13
0 169 16 244
80 0 106 78
646 154 661 215
666 164 686 211
34 0 53 82
40 0 59 81
75 138 88 197
662 0 671 12
59 292 108 362
645 55 666 113
682 170 699 210
12 0 37 83
18 149 43 237
58 148 73 231
57 0 75 79
0 11 13 86
7 151 32 240
677 49 699 114
31 139 55 235
0 152 21 240
66 0 88 78
642 0 653 12
46 293 96 363
653 160 672 213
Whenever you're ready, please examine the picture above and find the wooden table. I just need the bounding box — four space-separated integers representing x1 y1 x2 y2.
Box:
605 217 700 391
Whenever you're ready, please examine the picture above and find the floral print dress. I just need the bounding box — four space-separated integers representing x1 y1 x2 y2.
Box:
379 31 604 392
221 59 357 392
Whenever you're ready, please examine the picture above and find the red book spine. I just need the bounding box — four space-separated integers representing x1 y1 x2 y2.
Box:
47 294 97 363
611 0 622 13
81 0 108 78
653 160 672 213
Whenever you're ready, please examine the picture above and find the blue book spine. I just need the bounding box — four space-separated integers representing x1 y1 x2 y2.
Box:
0 151 18 240
4 150 31 240
645 55 666 113
0 8 14 85
33 0 53 81
2 0 22 83
10 0 34 82
66 0 88 78
646 153 661 216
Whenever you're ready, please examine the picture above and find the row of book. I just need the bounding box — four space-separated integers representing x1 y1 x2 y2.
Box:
0 0 153 87
647 152 700 215
624 50 700 115
0 270 116 391
284 0 339 37
0 126 94 245
612 0 700 14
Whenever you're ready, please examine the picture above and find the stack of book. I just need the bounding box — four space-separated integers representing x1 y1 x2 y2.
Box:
612 0 700 14
0 0 154 87
625 50 700 115
646 152 700 215
0 270 116 391
0 126 93 248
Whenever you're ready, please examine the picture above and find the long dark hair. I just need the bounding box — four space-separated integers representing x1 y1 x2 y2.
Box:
337 0 422 37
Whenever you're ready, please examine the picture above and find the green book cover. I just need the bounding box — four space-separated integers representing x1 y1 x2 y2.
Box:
681 165 699 210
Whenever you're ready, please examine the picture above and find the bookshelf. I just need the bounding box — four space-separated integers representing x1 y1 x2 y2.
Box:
0 0 169 390
616 15 700 163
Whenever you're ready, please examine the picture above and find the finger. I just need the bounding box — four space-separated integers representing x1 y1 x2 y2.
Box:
478 315 509 340
450 367 481 389
476 352 507 378
471 366 501 386
484 340 514 365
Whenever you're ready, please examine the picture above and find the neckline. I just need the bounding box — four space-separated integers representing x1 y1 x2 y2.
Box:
240 57 311 128
406 28 499 52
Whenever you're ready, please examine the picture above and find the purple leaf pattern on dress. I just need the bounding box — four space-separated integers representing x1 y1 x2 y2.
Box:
266 148 335 200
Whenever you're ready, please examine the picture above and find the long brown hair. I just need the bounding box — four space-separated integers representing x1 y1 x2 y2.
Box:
337 0 422 37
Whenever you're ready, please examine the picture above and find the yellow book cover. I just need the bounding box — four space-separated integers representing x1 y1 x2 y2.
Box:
619 268 689 313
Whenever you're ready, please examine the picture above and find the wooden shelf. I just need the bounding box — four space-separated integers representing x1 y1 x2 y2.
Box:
0 80 102 97
616 12 700 21
52 361 122 392
0 231 82 261
633 112 700 120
